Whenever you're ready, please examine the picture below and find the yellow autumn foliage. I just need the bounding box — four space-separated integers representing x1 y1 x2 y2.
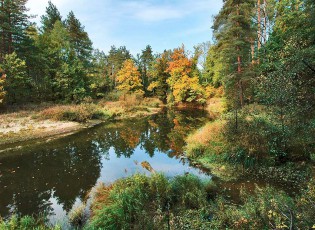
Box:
0 73 6 105
116 59 144 96
167 47 206 104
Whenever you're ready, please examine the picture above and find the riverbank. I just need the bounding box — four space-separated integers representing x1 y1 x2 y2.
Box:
184 98 314 188
0 97 162 148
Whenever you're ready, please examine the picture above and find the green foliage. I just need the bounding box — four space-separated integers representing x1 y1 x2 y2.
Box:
139 45 154 95
65 11 93 64
106 46 132 90
0 0 30 58
204 45 223 87
223 105 284 167
212 0 256 108
148 50 171 102
90 49 112 98
40 1 62 33
0 52 32 104
256 0 315 161
38 20 90 102
209 181 315 229
0 215 61 230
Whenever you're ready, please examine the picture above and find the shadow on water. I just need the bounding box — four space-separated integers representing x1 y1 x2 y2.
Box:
0 108 210 221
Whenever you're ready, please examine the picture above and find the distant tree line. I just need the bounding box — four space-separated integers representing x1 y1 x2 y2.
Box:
0 0 221 106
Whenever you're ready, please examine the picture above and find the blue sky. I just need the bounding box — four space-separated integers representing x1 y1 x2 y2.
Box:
26 0 223 55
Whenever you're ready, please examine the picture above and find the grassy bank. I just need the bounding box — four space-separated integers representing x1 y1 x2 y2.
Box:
0 96 162 147
185 99 314 189
85 174 315 229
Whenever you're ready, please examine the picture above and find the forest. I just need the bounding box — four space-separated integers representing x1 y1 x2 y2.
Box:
0 0 314 229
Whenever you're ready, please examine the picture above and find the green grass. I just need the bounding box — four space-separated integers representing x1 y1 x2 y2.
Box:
0 215 61 230
87 173 212 230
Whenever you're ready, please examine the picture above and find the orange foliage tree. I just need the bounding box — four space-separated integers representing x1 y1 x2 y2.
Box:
116 59 144 96
166 46 206 104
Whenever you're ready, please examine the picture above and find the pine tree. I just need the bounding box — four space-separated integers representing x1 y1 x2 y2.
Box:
213 0 256 111
40 1 62 33
42 20 89 102
107 46 132 90
0 0 30 59
65 11 93 65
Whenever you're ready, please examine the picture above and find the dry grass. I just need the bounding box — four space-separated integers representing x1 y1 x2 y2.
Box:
185 121 225 158
39 104 103 122
187 122 224 147
185 97 226 158
206 98 226 120
90 183 113 215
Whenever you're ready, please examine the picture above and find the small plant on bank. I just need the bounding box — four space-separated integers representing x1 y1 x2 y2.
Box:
68 203 89 228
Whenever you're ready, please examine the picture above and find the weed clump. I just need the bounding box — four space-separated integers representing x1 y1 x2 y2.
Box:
68 203 89 228
88 173 211 229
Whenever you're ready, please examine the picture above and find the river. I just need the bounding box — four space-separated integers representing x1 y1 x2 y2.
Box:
0 108 210 225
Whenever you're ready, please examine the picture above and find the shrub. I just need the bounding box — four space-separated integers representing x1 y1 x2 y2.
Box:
223 105 283 168
104 91 123 101
208 181 315 229
120 94 141 108
40 103 108 122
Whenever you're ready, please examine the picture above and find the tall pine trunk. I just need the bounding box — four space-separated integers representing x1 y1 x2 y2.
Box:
237 5 244 108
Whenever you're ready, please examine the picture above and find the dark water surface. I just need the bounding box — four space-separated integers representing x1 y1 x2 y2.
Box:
0 108 210 225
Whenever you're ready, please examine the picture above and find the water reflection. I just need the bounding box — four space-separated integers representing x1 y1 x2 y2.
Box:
0 108 209 220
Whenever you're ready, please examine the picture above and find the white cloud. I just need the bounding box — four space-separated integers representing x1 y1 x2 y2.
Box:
24 0 223 54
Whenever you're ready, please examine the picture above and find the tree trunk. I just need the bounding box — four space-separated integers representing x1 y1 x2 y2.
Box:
236 5 244 107
257 0 261 64
8 11 12 54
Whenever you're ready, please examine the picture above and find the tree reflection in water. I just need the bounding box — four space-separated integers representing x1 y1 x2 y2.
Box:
0 108 209 219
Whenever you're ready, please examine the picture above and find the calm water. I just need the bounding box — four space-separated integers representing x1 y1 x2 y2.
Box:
0 108 210 224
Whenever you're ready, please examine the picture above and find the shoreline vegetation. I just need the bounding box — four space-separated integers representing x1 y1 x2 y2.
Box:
186 98 314 188
0 97 162 148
